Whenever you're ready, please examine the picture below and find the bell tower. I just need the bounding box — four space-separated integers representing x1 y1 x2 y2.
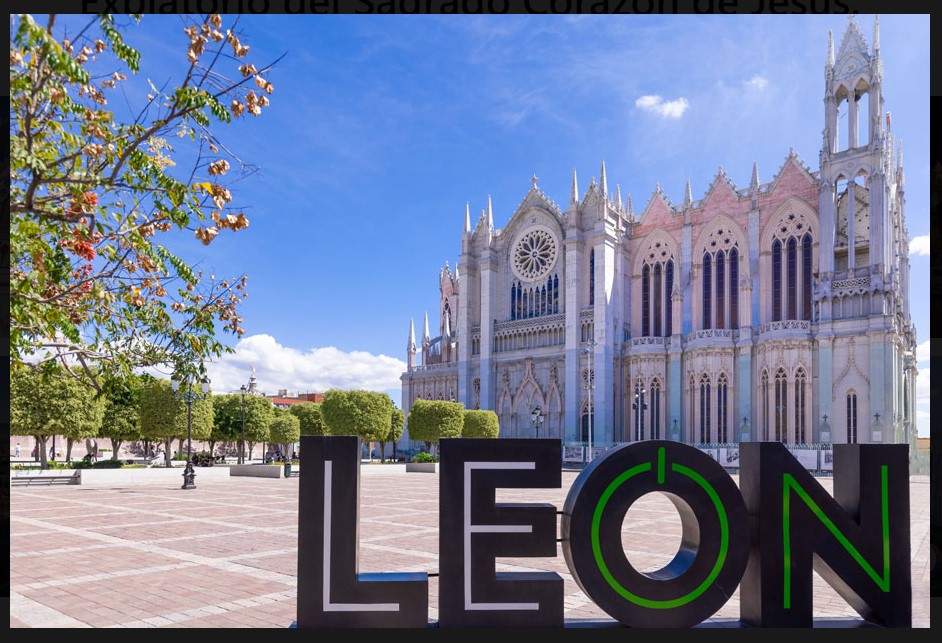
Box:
818 15 891 284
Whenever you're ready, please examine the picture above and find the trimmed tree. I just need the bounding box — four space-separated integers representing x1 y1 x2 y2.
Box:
406 399 465 456
462 409 500 439
98 373 146 459
290 402 329 436
385 406 405 463
10 367 105 468
320 389 394 455
139 377 213 466
210 393 242 459
269 412 300 460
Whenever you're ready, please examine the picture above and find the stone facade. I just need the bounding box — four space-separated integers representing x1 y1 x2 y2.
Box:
400 18 918 452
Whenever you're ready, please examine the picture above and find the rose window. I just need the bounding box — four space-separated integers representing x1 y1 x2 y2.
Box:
512 227 557 281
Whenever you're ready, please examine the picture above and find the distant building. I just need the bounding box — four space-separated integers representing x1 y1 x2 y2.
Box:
267 390 324 410
401 18 918 453
240 367 323 409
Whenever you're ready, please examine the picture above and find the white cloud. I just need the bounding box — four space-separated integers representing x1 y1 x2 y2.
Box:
202 334 406 401
916 339 930 365
909 234 930 256
635 95 689 119
744 75 768 91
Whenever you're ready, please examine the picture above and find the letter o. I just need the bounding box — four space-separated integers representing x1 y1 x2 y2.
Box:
561 441 749 627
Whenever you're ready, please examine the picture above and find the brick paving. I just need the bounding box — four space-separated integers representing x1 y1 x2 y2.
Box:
8 466 932 628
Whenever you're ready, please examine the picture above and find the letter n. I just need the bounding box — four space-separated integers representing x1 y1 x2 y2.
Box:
296 435 428 627
438 438 564 627
739 442 911 627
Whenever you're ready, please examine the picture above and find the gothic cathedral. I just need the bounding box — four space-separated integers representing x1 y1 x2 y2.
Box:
400 17 917 454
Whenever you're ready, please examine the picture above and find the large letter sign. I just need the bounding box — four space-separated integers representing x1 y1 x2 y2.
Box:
438 438 563 627
561 440 750 627
738 442 911 627
295 436 911 628
296 435 428 627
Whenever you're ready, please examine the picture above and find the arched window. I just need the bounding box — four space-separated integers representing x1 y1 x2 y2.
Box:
702 253 712 330
847 391 858 444
589 249 595 306
787 236 798 320
633 380 646 441
553 275 559 313
795 368 807 444
688 374 696 443
762 370 770 440
653 263 662 337
665 259 674 335
772 239 783 322
641 264 650 337
511 282 517 320
699 374 711 444
802 233 813 321
650 379 661 440
715 251 725 329
717 374 729 443
775 368 788 442
729 247 739 328
770 212 815 322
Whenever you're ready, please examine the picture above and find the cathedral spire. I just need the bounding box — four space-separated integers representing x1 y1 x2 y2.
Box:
599 160 608 197
873 14 880 57
897 139 904 189
408 318 416 351
443 309 451 339
423 312 430 342
615 184 623 212
464 201 471 236
684 178 692 208
626 192 633 218
751 161 760 191
570 168 579 208
827 29 834 69
486 194 494 230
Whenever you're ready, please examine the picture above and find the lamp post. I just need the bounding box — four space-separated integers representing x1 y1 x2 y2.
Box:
239 384 247 464
531 406 544 438
632 384 647 442
582 340 597 463
171 373 211 490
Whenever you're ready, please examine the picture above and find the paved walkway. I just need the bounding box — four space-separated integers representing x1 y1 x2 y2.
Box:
8 466 932 628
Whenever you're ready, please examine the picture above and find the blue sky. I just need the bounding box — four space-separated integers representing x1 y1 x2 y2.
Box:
48 13 931 436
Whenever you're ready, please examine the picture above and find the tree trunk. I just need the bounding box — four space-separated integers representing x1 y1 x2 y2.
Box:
111 439 123 459
164 437 174 467
35 435 48 469
378 441 386 463
208 440 216 457
66 437 75 462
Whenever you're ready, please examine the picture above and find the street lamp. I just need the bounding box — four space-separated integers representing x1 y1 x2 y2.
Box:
582 340 597 462
632 384 647 442
531 406 544 438
239 384 248 464
171 373 211 490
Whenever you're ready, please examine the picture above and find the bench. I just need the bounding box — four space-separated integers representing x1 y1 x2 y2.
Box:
10 471 79 486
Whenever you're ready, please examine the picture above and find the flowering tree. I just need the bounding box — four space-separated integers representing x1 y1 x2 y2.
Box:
9 13 279 389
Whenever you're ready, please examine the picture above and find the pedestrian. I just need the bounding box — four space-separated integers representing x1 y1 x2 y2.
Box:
15 442 20 458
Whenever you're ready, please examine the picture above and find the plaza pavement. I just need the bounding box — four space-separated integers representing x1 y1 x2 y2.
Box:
8 465 932 628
